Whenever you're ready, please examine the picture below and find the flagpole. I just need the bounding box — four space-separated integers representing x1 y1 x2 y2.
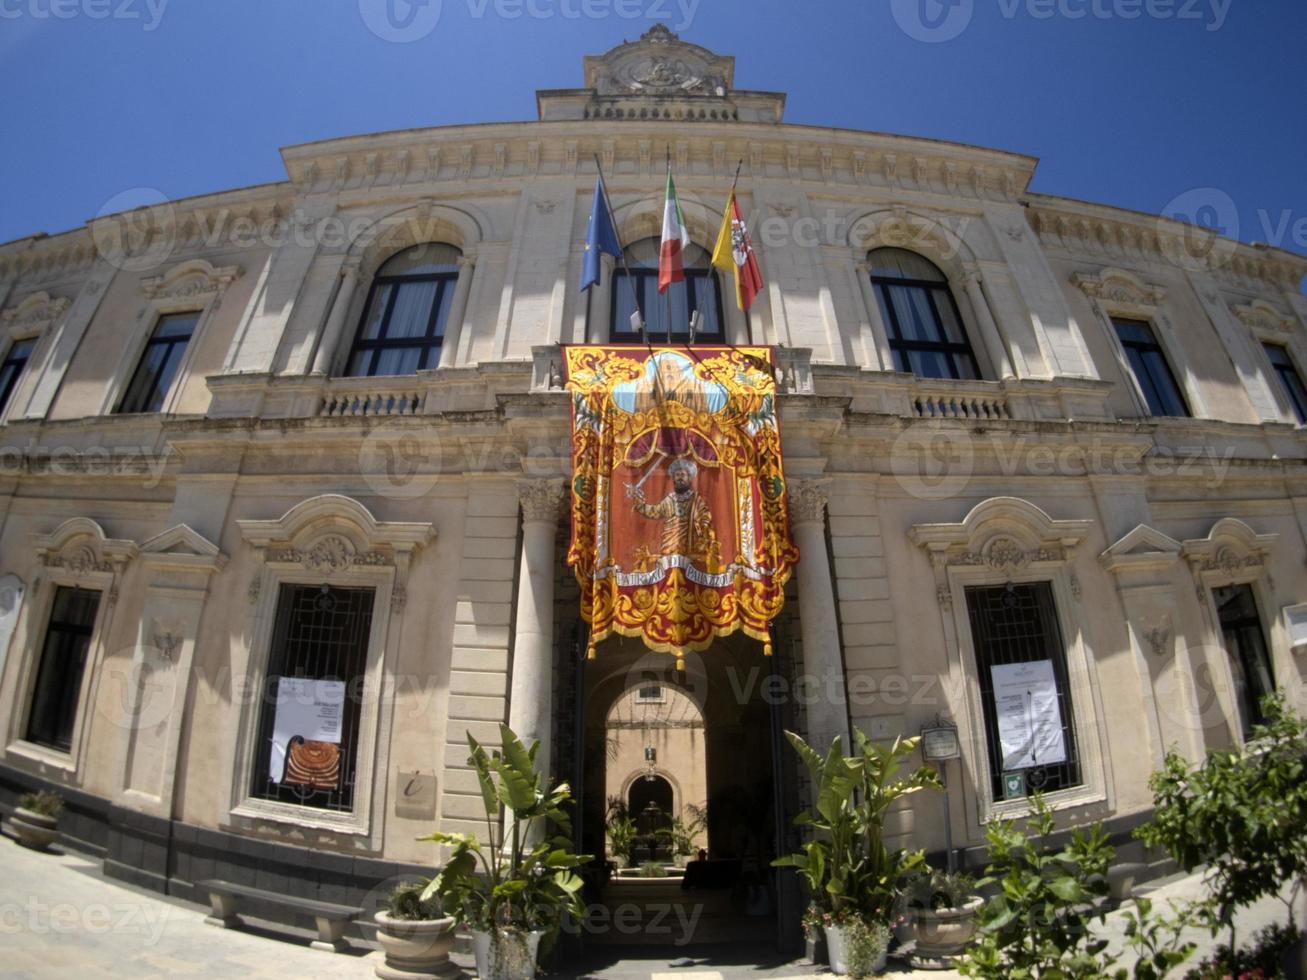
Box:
593 155 648 346
664 151 673 345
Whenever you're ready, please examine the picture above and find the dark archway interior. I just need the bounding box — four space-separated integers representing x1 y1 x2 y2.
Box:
627 774 673 831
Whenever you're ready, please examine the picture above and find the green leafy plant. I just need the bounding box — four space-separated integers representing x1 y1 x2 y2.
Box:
668 808 706 857
638 861 667 878
842 918 891 978
1183 921 1301 979
605 816 637 867
1137 693 1307 950
18 791 63 818
385 880 444 921
773 730 941 925
960 793 1116 979
1115 897 1198 980
420 724 591 951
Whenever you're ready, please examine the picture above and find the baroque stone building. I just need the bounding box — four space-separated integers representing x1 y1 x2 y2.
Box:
0 27 1305 952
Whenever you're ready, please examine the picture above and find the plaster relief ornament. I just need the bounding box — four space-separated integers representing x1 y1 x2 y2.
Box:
565 346 798 669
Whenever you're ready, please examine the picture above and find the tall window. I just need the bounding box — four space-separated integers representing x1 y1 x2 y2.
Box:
250 584 375 813
867 248 979 380
611 238 724 344
26 586 101 752
1112 318 1190 417
1263 343 1307 424
0 337 36 417
345 244 460 376
116 312 199 414
1213 584 1275 740
966 582 1081 800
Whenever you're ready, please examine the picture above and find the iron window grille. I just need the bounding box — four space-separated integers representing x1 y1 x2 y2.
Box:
249 584 375 813
1213 583 1276 740
345 244 460 377
0 337 36 417
965 581 1082 799
26 586 101 752
116 312 200 414
867 247 980 380
1263 343 1307 424
1112 317 1190 418
611 239 725 344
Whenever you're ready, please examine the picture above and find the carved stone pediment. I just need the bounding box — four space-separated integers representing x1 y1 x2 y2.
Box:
1099 524 1182 576
1181 518 1277 585
33 518 137 582
141 258 242 302
584 26 733 98
2 291 70 333
1232 299 1296 336
1073 268 1166 309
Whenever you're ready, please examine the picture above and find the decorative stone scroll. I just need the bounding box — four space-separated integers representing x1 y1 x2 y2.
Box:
1181 518 1277 597
140 259 242 304
33 518 138 593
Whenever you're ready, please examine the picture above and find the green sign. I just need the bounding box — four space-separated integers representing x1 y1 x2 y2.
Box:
1003 771 1026 800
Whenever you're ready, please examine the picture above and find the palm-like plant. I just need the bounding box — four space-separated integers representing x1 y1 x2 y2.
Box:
774 729 941 925
420 724 590 943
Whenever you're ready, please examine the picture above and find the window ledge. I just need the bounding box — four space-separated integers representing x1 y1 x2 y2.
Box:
230 799 368 837
6 740 77 773
985 785 1107 822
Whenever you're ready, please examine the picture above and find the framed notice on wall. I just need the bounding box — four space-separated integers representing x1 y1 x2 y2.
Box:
269 678 346 790
990 660 1067 771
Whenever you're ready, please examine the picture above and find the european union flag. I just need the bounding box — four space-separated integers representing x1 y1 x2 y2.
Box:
580 176 623 292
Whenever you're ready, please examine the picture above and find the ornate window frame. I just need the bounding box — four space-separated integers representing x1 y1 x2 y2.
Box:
0 291 71 424
99 259 242 416
910 498 1107 825
233 495 433 838
1235 300 1307 426
6 519 136 774
1181 518 1283 744
1073 268 1207 419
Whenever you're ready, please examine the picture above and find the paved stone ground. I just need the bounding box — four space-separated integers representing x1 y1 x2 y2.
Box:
0 827 1301 979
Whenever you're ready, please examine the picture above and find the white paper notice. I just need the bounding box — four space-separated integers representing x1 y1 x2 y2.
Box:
269 678 346 782
991 660 1066 771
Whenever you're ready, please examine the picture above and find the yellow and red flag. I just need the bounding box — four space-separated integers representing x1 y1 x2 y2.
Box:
565 345 798 669
711 191 764 311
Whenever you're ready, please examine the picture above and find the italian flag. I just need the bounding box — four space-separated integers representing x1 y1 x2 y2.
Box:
658 169 690 293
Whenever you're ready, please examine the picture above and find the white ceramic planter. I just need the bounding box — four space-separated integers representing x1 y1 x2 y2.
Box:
373 912 459 979
824 923 888 977
10 808 58 851
471 928 545 980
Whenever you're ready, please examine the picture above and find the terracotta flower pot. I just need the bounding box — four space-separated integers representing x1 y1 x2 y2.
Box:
373 911 458 979
10 807 59 852
911 897 984 967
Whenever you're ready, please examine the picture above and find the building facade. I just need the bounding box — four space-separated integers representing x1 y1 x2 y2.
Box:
1 27 1305 949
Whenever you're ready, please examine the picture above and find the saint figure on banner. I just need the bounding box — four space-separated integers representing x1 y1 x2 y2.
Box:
631 457 721 568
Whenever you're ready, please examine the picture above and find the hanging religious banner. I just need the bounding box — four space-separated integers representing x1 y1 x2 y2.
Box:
565 345 799 669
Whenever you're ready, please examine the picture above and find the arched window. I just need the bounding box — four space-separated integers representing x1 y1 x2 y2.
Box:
611 238 724 344
345 243 461 377
867 247 979 380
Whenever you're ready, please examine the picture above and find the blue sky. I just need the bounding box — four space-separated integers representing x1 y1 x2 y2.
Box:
2 0 1304 268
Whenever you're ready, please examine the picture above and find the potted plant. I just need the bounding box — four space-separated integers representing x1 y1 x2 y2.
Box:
373 880 459 980
605 815 636 869
668 807 705 868
801 904 830 966
774 730 941 977
420 724 589 980
10 790 63 851
904 869 983 968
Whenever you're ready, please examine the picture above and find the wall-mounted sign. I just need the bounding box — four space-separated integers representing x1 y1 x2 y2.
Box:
921 724 961 762
1003 771 1026 800
991 660 1066 771
394 770 438 820
269 678 345 788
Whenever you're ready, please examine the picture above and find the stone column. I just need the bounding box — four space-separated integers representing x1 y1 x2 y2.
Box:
961 271 1015 379
790 480 852 753
310 260 360 375
855 261 893 371
438 252 477 369
508 480 566 777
